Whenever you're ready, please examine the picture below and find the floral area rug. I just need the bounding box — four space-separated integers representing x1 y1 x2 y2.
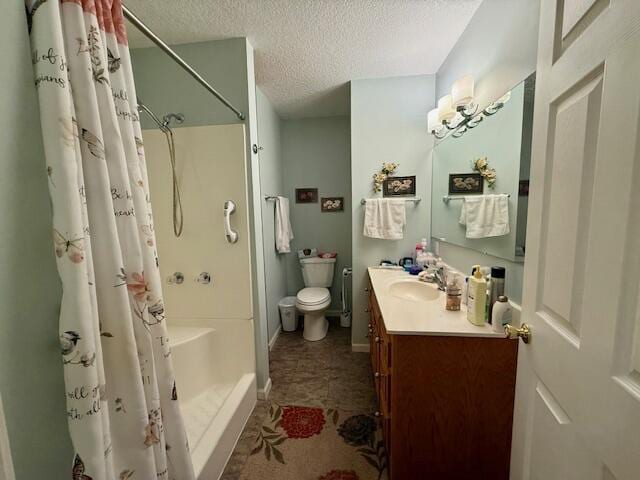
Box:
239 404 388 480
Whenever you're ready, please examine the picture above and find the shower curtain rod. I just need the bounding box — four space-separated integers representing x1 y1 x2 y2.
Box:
122 4 246 121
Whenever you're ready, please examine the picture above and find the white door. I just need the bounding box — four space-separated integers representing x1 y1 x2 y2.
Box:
511 1 640 479
0 393 15 480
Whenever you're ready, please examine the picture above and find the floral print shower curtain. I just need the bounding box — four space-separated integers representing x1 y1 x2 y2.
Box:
25 1 195 478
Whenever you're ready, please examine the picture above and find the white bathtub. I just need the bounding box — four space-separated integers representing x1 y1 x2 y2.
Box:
168 322 257 479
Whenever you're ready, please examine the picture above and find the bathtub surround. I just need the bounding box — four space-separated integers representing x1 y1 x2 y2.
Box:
28 1 194 478
282 117 352 312
143 120 259 476
131 38 272 395
0 3 74 477
167 324 256 478
350 75 436 348
433 0 540 303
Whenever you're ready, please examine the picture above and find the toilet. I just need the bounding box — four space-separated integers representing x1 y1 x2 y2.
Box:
296 256 336 341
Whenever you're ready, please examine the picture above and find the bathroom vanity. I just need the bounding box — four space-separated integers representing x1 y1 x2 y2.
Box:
367 267 518 480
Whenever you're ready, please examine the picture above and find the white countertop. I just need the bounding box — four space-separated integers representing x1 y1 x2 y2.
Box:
368 266 505 338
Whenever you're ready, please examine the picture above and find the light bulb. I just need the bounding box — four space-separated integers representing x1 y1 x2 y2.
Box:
452 75 475 109
428 108 440 132
438 95 456 123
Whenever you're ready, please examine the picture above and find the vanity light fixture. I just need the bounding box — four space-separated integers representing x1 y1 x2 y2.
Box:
428 75 510 139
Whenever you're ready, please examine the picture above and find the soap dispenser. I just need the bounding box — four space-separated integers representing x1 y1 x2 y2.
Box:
467 265 487 326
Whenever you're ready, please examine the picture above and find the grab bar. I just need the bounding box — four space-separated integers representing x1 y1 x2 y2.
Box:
223 200 238 244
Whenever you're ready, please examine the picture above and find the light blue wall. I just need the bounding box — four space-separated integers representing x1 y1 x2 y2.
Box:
350 75 436 346
282 117 352 311
131 39 272 391
256 88 288 343
131 39 249 128
436 0 540 108
0 2 73 478
434 0 540 305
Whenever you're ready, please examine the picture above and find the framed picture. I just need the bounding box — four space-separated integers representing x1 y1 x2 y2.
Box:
321 197 344 212
295 188 318 203
383 176 416 197
448 173 483 195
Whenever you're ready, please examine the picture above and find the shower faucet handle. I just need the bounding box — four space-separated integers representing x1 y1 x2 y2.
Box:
168 272 184 284
196 272 211 285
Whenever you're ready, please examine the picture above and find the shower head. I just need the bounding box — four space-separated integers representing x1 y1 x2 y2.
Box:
137 100 185 133
162 113 185 130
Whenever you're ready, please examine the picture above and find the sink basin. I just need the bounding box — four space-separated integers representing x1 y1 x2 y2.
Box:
388 279 440 302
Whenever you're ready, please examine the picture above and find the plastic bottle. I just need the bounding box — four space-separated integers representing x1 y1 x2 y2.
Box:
414 242 423 263
488 267 506 323
491 295 513 333
467 265 487 326
461 276 469 305
425 252 436 267
480 267 492 322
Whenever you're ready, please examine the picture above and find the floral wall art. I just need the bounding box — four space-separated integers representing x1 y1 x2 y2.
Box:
472 157 497 189
321 197 344 212
383 175 416 197
372 162 398 193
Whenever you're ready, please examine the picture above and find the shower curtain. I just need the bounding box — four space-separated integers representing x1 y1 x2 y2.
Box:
26 1 195 479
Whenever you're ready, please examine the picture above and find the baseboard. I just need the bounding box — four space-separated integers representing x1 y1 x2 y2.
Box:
257 377 272 400
268 325 281 351
351 343 370 353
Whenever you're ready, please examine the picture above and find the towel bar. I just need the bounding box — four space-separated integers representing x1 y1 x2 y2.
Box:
442 194 510 204
360 197 421 205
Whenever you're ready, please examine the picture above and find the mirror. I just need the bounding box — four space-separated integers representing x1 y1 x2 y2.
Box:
431 73 535 262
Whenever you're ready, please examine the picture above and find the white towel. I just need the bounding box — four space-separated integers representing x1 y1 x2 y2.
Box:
275 196 294 253
459 194 510 239
363 198 406 240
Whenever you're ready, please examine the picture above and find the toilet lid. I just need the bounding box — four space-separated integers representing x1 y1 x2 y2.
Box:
297 287 330 306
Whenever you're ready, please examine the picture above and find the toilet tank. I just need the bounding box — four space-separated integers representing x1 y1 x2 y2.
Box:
300 257 336 287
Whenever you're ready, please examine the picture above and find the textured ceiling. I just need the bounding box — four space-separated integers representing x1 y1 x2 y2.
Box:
124 0 482 119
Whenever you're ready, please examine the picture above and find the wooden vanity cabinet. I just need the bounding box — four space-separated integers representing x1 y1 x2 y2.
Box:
367 280 518 480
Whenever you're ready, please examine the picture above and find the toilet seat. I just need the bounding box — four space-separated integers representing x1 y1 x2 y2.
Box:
296 287 330 308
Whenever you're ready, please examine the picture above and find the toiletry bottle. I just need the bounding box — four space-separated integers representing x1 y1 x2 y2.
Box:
446 275 462 311
461 276 469 305
467 266 487 326
491 295 513 333
480 267 492 322
414 242 423 263
488 266 506 322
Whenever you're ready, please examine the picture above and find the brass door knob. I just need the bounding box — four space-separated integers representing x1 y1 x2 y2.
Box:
504 323 531 344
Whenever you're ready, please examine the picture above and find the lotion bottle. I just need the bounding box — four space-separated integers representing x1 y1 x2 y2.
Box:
491 295 513 333
467 266 487 326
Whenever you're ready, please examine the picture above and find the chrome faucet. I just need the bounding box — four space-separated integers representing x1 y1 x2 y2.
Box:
433 267 447 291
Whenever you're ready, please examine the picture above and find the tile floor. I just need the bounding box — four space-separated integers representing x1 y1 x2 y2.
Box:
220 319 376 479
